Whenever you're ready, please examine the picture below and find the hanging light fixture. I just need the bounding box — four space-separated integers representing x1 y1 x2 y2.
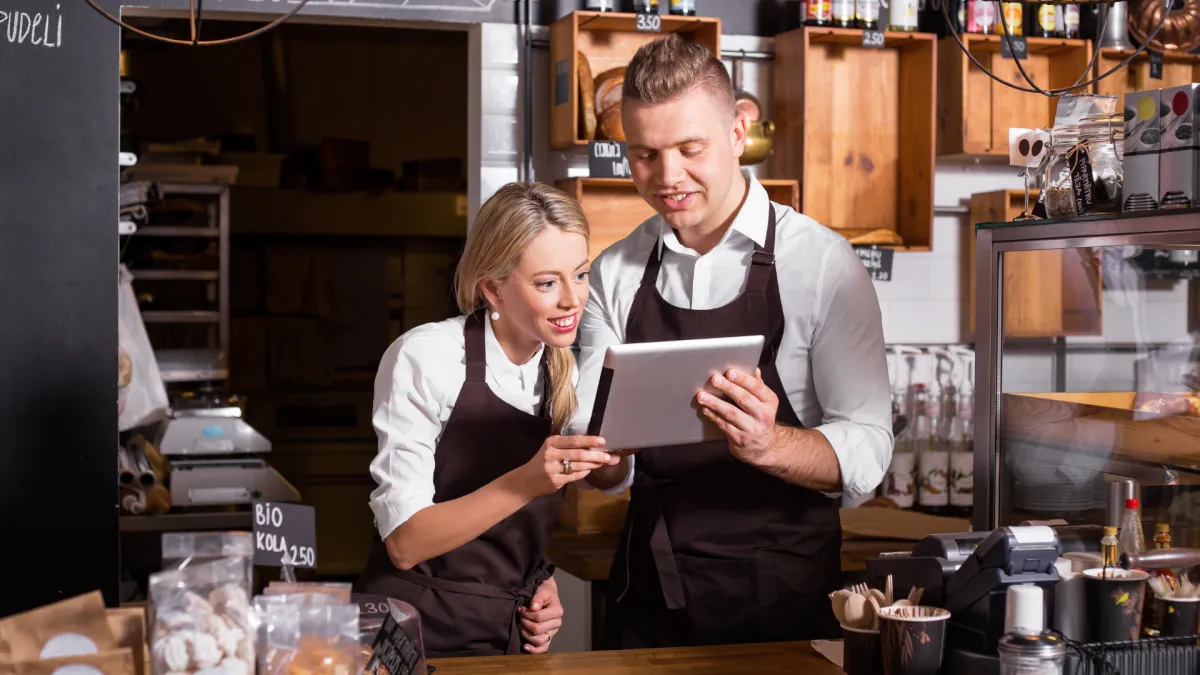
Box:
85 0 312 46
937 0 1174 98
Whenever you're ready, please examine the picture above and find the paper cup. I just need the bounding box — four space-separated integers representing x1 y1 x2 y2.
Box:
841 624 883 675
877 606 950 675
1159 597 1200 637
1083 568 1149 642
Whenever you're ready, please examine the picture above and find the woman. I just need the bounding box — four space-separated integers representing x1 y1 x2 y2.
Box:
354 182 618 658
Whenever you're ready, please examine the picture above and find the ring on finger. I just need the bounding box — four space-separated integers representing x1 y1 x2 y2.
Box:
561 458 571 474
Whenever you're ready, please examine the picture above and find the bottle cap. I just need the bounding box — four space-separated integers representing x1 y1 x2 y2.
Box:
1103 526 1118 536
1127 498 1140 509
1156 523 1170 533
1004 584 1045 636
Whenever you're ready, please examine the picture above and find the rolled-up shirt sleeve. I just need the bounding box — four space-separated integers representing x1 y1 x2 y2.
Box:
575 261 635 495
368 332 448 540
809 241 895 500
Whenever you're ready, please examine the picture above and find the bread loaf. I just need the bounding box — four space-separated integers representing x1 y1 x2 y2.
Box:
593 67 626 116
597 106 625 142
578 51 596 141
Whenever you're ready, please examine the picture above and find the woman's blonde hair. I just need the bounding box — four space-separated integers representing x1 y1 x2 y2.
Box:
454 182 589 434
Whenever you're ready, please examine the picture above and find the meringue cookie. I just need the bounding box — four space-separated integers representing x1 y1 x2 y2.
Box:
190 632 223 669
219 657 251 675
153 634 192 672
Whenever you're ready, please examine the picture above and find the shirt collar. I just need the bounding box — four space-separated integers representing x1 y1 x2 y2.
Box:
483 315 544 387
657 169 770 257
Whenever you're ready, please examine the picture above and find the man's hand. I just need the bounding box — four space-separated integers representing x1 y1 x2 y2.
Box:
696 368 779 465
519 576 563 653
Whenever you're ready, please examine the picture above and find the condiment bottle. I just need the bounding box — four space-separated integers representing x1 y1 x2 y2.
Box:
587 0 616 10
1061 4 1080 38
855 0 881 28
1035 3 1057 37
996 1 1022 35
967 0 996 33
832 0 855 27
1120 498 1147 558
806 0 832 26
632 0 658 12
668 0 696 16
887 0 919 31
998 585 1067 675
1101 526 1120 570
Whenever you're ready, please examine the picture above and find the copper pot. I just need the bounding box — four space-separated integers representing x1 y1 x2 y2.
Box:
1129 0 1200 53
741 120 775 165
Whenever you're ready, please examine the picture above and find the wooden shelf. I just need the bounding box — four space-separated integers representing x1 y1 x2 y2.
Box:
774 27 936 250
557 177 800 260
938 35 1092 158
549 10 721 150
1003 392 1200 473
966 190 1102 339
230 188 468 237
1094 48 1200 100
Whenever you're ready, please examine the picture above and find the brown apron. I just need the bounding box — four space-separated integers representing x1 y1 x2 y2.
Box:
355 311 562 658
602 206 842 649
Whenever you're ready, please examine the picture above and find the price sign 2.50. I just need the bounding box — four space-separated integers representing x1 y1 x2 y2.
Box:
253 501 318 569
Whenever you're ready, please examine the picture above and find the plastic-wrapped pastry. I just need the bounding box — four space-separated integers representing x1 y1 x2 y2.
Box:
148 558 256 675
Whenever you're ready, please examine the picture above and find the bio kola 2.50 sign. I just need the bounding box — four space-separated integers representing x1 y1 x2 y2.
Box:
253 501 318 569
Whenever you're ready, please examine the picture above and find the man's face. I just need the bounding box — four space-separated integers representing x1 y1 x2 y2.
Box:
623 85 746 234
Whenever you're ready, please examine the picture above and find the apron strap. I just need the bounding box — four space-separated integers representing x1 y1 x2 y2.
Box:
464 311 487 383
618 472 687 611
638 236 664 290
745 205 777 297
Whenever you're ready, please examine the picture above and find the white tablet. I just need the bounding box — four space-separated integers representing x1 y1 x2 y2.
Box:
586 335 766 453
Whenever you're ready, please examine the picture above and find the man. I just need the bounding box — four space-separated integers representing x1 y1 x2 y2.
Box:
577 34 894 649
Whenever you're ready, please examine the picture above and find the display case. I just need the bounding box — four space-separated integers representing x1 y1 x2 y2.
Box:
974 209 1200 546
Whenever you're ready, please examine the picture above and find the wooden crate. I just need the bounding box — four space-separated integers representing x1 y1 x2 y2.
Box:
1094 49 1200 100
773 28 936 251
549 11 721 150
557 177 801 260
938 35 1092 158
965 190 1102 339
558 483 630 534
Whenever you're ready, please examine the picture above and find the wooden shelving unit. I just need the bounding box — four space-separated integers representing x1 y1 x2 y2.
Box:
773 27 936 252
938 35 1092 158
549 11 721 150
230 188 468 237
965 190 1103 339
1094 48 1200 99
557 177 800 260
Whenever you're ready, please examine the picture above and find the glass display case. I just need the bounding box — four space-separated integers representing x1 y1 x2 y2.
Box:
974 208 1200 546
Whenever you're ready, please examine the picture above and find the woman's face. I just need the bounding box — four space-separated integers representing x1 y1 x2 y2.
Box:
486 227 590 352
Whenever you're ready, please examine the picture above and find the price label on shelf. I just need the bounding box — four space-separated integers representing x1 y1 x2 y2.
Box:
853 245 894 282
1150 51 1164 80
252 501 317 569
635 11 661 31
999 35 1028 60
861 30 886 49
588 141 630 178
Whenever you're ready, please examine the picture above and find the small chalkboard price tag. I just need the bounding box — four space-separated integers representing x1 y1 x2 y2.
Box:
253 501 317 569
553 59 569 106
854 246 895 282
369 610 425 675
588 141 630 178
635 10 661 32
1067 145 1096 215
1150 51 1164 80
1000 35 1028 60
861 30 886 49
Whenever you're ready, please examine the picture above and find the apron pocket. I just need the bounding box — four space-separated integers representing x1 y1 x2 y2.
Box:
756 549 841 641
673 554 760 645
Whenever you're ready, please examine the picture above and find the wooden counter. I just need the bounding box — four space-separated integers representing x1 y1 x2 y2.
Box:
429 642 840 674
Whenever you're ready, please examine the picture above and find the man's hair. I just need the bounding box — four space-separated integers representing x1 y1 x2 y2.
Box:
622 34 736 118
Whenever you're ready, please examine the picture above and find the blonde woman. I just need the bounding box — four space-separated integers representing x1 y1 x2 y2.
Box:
354 182 618 658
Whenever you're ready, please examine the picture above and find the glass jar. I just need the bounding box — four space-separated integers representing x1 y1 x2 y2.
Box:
997 633 1066 675
1041 113 1124 218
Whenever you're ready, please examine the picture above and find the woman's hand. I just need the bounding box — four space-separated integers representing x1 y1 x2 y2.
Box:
522 435 617 497
519 577 563 653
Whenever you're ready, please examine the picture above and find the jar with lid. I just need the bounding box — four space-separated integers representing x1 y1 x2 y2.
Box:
997 633 1067 675
1041 113 1124 218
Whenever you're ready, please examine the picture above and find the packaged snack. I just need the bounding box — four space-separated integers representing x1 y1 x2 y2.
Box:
148 558 255 675
255 600 361 675
0 648 135 675
0 592 116 660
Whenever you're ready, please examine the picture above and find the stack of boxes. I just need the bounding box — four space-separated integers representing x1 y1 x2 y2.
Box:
1124 84 1200 212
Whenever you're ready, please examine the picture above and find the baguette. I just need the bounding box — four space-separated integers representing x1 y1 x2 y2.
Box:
578 51 597 141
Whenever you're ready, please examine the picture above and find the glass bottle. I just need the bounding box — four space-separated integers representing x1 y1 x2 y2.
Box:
807 0 832 25
1035 3 1057 37
949 415 974 519
632 0 658 12
967 0 996 33
586 0 616 10
887 0 920 31
832 0 856 27
668 0 696 16
1062 4 1080 38
856 0 881 29
917 411 950 516
996 1 1023 35
885 426 916 509
1119 498 1147 558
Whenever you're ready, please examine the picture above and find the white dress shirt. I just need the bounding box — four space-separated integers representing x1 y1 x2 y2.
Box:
368 315 576 540
576 171 894 500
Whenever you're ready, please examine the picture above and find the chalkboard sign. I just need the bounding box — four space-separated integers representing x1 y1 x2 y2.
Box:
1150 51 1164 80
854 246 895 282
0 0 119 617
861 30 885 49
253 502 318 568
1000 35 1028 60
589 141 630 178
369 609 426 675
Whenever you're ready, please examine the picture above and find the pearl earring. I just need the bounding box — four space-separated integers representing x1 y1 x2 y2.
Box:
490 311 500 321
